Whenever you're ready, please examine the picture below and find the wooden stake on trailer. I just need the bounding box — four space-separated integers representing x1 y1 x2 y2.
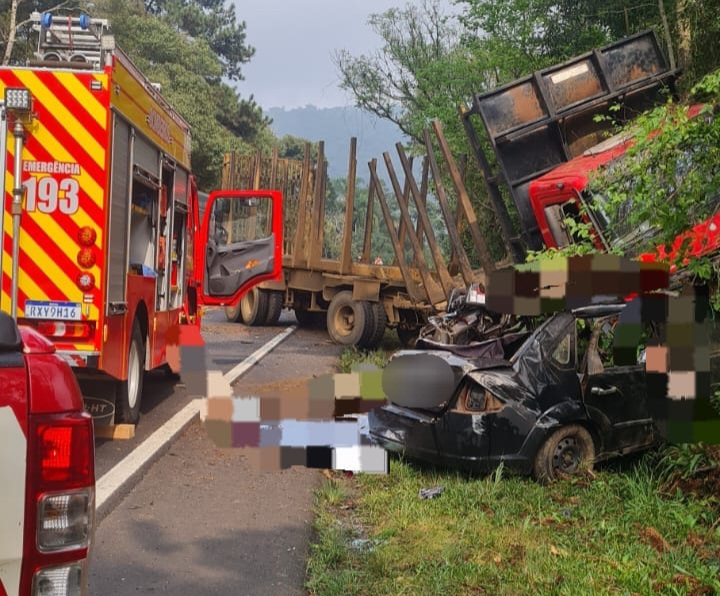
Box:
383 151 446 306
449 156 468 276
423 128 475 286
394 155 413 265
369 160 425 303
414 157 430 256
270 146 279 189
292 143 313 268
395 143 455 298
253 149 261 190
432 120 496 275
361 164 376 264
309 142 325 268
340 138 357 274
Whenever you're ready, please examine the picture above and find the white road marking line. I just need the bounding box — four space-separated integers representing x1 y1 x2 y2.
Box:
223 325 297 385
95 398 201 512
95 325 297 517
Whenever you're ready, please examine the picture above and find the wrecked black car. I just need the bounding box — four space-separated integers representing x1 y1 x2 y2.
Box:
369 303 658 481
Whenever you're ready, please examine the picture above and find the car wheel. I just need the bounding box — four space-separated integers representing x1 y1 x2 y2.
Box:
533 424 595 482
115 321 145 425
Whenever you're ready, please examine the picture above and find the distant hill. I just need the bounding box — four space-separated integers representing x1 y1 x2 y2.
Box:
265 106 408 183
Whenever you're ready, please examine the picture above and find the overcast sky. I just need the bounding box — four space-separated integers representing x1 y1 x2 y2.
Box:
233 0 456 110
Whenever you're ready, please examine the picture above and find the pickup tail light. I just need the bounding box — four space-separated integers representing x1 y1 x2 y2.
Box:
37 490 93 552
32 561 86 596
22 412 95 595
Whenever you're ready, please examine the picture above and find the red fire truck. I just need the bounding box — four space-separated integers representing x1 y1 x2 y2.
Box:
0 13 282 425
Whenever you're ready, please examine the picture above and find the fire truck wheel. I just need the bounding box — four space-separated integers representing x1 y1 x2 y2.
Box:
239 287 269 326
224 302 243 323
358 301 387 349
115 322 145 425
263 291 284 325
327 291 370 346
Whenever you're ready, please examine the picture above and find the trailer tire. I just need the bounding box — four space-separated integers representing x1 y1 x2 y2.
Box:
239 287 269 326
114 321 145 425
358 301 387 349
327 291 369 346
533 424 595 483
224 302 243 323
264 291 284 325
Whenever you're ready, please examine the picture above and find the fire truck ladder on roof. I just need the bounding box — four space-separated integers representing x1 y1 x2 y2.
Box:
31 12 112 68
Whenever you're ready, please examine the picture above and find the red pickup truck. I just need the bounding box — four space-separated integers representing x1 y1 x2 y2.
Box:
0 311 95 596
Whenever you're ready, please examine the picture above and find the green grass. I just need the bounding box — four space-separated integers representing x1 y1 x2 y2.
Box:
306 456 720 595
337 328 403 373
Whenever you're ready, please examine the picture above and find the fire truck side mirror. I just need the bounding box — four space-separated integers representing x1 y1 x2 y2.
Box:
197 190 283 307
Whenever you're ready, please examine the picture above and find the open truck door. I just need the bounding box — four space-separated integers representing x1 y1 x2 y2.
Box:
197 190 283 306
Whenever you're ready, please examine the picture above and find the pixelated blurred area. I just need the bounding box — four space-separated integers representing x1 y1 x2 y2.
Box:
485 255 720 444
198 362 389 473
485 254 670 314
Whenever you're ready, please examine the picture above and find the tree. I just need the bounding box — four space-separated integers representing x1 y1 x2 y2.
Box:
107 9 267 188
143 0 254 81
334 0 483 146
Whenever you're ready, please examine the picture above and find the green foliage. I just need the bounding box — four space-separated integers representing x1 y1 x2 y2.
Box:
338 347 390 374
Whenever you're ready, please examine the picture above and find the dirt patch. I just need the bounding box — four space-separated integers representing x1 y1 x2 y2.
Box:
636 524 671 553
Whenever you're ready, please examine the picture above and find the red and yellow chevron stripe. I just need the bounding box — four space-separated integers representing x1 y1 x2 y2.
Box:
0 68 109 354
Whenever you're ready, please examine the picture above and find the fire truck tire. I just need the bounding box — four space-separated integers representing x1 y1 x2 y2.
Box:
327 291 370 347
224 302 243 323
115 321 145 425
239 287 269 326
358 301 387 349
263 291 284 325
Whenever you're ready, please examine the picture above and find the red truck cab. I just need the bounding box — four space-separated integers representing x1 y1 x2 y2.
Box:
0 311 94 596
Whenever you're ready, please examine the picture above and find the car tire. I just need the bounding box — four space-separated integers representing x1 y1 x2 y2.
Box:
240 287 269 326
358 301 386 349
264 290 284 325
115 321 145 425
533 424 595 483
327 291 369 346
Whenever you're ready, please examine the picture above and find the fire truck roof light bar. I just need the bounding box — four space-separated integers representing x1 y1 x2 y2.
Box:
5 87 31 113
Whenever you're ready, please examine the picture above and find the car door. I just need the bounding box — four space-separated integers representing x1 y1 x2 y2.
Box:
197 190 283 306
582 317 654 454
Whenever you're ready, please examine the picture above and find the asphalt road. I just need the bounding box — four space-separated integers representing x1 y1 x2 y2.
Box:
88 307 344 595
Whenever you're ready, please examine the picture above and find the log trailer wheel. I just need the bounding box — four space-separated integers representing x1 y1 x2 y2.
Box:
327 291 375 347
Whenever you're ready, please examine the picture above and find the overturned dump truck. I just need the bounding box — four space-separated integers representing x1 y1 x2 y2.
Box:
219 131 495 348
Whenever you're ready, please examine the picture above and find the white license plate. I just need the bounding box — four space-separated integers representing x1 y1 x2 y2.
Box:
25 300 82 321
